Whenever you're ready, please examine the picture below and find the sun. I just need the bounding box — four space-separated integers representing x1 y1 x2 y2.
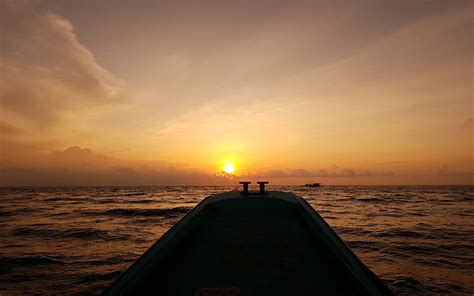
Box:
223 162 235 174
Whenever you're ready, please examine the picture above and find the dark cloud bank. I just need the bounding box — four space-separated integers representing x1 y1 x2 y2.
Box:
3 146 468 186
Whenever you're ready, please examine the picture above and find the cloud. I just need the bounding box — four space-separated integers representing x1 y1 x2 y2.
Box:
461 117 473 129
243 168 395 179
0 146 237 186
0 1 121 125
0 121 21 134
1 145 471 185
0 145 397 185
437 164 473 178
369 161 416 166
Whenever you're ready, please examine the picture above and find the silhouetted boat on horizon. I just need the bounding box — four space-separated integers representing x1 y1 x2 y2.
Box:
104 183 390 295
304 182 321 187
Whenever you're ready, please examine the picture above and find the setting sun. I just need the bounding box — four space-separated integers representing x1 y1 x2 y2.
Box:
223 163 235 174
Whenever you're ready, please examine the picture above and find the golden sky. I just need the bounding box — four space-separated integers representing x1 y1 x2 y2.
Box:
1 0 473 185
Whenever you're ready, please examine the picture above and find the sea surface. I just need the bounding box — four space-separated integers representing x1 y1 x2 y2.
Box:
0 186 472 295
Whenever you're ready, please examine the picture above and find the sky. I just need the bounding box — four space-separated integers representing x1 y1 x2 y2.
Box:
0 0 472 185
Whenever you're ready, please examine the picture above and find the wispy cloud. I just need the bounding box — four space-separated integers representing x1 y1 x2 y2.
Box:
461 117 473 129
369 161 416 166
243 168 396 179
0 121 21 134
0 1 122 125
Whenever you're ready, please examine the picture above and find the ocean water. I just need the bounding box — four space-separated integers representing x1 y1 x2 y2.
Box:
0 185 472 295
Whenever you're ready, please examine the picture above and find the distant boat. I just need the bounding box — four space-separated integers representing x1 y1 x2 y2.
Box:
304 182 321 187
104 189 390 295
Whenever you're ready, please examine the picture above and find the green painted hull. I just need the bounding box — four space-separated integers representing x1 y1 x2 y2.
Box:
104 191 391 295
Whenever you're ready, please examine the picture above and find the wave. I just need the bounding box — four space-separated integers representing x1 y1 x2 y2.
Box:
373 229 420 238
44 196 94 203
72 255 136 266
103 207 191 217
381 243 462 262
1 255 67 268
12 227 129 241
123 199 157 204
120 192 146 196
95 192 147 198
355 197 390 203
97 199 116 204
388 277 423 292
44 197 64 202
0 210 12 217
333 226 373 236
345 239 383 253
74 270 123 285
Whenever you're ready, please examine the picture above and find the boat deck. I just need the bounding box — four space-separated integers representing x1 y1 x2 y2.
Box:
105 191 389 296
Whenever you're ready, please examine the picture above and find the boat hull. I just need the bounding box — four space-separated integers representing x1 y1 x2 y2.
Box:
104 191 390 295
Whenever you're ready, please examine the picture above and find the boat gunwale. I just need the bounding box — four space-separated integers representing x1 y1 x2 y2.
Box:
102 192 219 295
294 196 391 295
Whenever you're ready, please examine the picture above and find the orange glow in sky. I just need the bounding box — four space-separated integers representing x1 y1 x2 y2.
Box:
0 1 472 185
